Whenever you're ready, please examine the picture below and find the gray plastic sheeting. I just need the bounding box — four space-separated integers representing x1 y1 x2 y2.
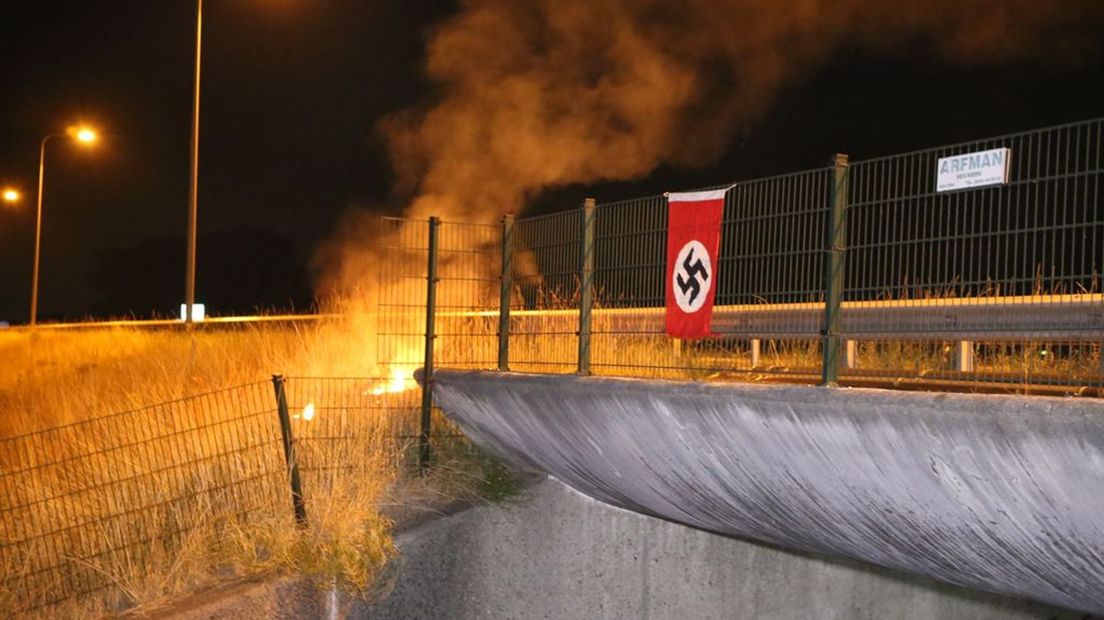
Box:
427 370 1104 614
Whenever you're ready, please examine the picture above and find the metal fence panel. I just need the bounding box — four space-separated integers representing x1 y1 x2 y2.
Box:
378 217 430 372
507 209 583 372
0 382 286 613
589 170 831 380
0 374 443 616
282 377 419 474
843 118 1104 388
434 221 502 370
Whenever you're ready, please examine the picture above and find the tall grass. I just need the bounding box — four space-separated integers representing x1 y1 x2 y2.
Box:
0 311 396 438
0 305 426 618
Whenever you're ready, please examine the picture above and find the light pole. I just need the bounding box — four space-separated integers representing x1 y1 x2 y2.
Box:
184 0 202 324
29 125 98 326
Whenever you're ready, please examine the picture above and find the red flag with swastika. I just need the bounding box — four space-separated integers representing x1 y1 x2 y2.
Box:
665 188 728 339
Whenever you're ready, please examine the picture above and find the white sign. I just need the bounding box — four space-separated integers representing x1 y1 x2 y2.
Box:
180 303 206 321
936 148 1011 192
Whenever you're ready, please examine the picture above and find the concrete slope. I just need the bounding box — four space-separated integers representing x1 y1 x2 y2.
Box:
429 370 1104 614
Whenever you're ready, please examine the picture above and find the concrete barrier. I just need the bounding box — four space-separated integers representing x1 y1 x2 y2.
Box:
429 370 1104 615
364 477 1082 619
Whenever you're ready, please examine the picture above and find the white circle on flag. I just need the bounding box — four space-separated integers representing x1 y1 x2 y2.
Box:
672 240 712 314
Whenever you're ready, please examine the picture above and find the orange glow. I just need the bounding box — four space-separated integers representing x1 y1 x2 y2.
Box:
293 401 316 421
67 125 99 145
370 367 412 396
2 188 20 204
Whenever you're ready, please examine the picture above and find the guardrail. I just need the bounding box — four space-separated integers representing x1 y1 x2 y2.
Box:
448 294 1102 342
1 313 338 331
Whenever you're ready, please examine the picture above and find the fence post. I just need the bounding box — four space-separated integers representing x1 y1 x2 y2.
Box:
578 198 596 375
498 214 514 371
271 374 308 527
822 154 849 386
419 216 440 471
843 340 857 370
954 340 975 372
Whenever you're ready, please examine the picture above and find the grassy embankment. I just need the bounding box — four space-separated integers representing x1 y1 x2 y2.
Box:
0 307 502 618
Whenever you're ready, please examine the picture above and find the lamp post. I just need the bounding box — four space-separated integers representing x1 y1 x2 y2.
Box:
184 0 202 325
29 125 98 327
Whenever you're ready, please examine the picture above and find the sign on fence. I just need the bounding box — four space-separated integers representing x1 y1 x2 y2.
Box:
665 188 729 339
936 147 1011 192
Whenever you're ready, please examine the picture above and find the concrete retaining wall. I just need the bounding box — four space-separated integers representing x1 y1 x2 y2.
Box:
365 477 1081 619
162 477 1088 619
430 370 1104 614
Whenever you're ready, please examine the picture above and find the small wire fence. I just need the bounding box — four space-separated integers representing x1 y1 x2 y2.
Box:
0 375 438 617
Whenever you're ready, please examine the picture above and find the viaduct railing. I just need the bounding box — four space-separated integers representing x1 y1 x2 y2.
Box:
384 116 1104 400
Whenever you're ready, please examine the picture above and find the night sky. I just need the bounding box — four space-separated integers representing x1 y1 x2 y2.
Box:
1 1 1102 322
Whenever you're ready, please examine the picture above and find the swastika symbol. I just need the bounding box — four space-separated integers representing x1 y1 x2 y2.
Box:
673 240 712 313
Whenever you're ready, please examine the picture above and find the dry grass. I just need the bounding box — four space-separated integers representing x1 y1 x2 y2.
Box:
0 304 431 618
0 309 395 438
1 285 1099 618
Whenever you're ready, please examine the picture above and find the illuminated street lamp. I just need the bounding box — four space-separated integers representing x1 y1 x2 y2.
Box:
70 126 98 144
29 124 100 326
2 187 20 205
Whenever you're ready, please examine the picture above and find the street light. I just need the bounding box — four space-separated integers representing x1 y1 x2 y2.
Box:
2 188 20 205
183 2 293 324
29 124 100 326
70 126 98 144
184 0 203 325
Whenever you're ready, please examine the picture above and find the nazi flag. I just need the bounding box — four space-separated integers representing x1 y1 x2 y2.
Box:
665 188 729 339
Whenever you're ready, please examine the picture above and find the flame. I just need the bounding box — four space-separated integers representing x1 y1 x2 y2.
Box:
369 367 412 396
301 402 316 421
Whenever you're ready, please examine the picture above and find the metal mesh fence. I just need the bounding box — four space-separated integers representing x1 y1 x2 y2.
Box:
842 118 1103 389
590 170 832 380
377 217 430 372
0 382 285 613
434 221 501 370
418 116 1102 394
0 376 434 616
280 376 463 477
507 210 583 371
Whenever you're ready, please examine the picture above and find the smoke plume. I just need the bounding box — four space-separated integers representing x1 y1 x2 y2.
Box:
317 0 1101 295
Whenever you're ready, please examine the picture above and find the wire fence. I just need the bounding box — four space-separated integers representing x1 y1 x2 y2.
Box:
0 375 435 616
508 209 583 372
410 116 1103 394
841 119 1104 389
589 170 834 379
433 220 502 371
